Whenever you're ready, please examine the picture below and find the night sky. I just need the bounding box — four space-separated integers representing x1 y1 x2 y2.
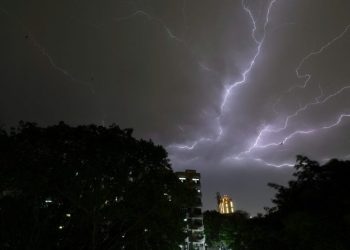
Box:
1 0 349 215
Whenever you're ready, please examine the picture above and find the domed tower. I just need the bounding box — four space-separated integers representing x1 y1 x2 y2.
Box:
217 193 235 214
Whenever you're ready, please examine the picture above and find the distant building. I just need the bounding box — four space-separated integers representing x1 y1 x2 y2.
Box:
217 193 235 214
176 170 205 250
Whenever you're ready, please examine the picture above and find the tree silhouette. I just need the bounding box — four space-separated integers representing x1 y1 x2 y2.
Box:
0 122 194 250
265 155 350 250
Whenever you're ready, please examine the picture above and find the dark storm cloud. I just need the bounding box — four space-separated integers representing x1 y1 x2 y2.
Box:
1 0 349 214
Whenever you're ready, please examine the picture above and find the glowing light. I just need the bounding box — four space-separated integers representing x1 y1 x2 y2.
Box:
218 194 235 214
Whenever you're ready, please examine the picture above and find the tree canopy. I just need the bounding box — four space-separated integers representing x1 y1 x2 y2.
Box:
264 155 350 250
203 210 249 249
0 122 194 250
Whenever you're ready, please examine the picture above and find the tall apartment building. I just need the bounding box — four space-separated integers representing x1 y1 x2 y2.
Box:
217 193 235 214
176 170 206 250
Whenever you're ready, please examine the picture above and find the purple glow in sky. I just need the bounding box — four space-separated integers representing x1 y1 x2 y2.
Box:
1 0 349 214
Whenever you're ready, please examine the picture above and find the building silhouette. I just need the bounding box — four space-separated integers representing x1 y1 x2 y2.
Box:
217 193 235 214
176 170 205 250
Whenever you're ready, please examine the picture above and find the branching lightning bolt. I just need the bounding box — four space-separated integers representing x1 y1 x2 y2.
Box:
221 0 277 112
237 84 350 157
241 112 350 156
229 112 350 168
270 84 348 134
236 23 350 159
169 0 278 151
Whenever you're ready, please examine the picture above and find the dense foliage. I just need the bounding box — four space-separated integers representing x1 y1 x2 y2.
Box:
0 122 194 250
203 210 249 249
204 156 350 250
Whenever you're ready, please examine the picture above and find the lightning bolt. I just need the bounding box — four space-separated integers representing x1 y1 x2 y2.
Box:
221 0 277 112
0 8 96 94
251 157 294 168
114 10 187 45
113 5 222 80
228 155 294 168
33 1 350 167
170 138 211 150
28 33 96 93
170 0 278 151
273 24 350 114
232 110 350 166
244 113 350 154
234 23 350 163
289 24 350 92
269 84 343 134
237 84 350 156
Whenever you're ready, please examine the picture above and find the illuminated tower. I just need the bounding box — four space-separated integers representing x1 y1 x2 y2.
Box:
217 193 235 214
176 170 205 250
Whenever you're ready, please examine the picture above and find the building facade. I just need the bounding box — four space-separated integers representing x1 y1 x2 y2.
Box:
176 170 206 250
217 193 235 214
